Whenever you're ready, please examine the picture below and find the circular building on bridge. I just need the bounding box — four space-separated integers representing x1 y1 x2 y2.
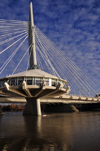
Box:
0 69 70 98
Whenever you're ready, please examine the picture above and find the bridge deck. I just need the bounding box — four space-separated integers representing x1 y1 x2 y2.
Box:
0 95 100 104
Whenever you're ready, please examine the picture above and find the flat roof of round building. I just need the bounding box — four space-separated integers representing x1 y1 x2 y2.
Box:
0 69 67 83
6 69 58 79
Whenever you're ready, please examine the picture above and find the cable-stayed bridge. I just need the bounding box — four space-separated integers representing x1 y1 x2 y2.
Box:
0 20 99 97
0 2 100 115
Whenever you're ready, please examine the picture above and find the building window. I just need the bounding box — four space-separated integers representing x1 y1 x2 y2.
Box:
51 79 57 86
0 81 4 88
43 78 49 86
26 77 33 85
58 80 67 89
17 77 24 86
35 77 42 86
10 78 15 86
63 82 67 89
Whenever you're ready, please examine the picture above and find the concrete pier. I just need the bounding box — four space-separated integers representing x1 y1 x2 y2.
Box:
23 98 41 115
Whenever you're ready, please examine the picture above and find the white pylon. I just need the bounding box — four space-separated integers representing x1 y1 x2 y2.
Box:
29 2 37 69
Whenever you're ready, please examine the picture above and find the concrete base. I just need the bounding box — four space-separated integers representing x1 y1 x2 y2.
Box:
23 97 41 115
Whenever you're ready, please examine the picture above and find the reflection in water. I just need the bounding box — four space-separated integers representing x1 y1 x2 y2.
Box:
23 115 72 151
0 112 100 150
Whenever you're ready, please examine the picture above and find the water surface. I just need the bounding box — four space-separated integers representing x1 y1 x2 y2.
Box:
0 112 100 151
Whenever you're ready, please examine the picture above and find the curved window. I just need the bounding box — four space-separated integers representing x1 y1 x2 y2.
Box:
51 79 57 86
61 81 67 89
43 78 49 86
58 80 62 86
17 77 24 86
35 78 42 86
26 77 33 85
58 80 67 89
63 82 67 89
10 78 16 86
0 81 4 88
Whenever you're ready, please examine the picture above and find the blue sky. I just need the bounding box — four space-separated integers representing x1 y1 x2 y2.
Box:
0 0 100 90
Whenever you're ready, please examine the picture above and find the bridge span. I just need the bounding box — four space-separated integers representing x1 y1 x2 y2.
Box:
0 95 100 104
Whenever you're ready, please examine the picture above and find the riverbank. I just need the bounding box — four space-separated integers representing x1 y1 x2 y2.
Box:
0 104 25 112
1 103 100 113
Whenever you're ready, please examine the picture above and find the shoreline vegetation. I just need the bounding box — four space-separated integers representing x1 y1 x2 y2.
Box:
0 104 25 112
0 103 100 113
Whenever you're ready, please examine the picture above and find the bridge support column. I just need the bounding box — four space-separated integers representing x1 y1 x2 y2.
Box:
23 97 41 116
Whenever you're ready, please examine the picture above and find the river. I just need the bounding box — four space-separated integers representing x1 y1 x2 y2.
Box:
0 111 100 151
